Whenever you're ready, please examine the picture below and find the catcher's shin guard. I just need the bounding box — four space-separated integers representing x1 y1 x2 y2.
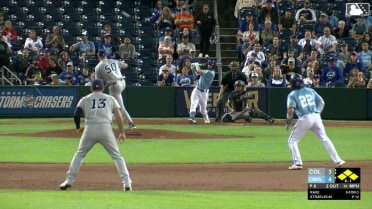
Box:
221 113 233 122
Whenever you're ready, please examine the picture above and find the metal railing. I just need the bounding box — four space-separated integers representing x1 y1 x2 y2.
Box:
1 66 22 86
213 0 222 85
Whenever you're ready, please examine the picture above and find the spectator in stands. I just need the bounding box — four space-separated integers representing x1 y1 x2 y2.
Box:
159 54 177 76
186 0 197 14
245 41 265 67
312 13 333 39
260 19 276 48
38 48 51 75
295 0 316 24
338 43 351 71
0 13 4 30
177 56 196 75
344 51 363 78
301 49 320 74
158 35 175 60
236 10 259 62
45 56 63 83
267 36 284 61
285 35 303 61
69 31 96 61
239 23 260 62
177 34 196 57
98 34 118 59
278 8 296 32
84 71 95 86
176 66 195 86
241 32 255 63
363 15 372 32
352 16 368 41
303 60 315 78
1 20 17 47
282 48 301 67
174 6 194 34
176 27 196 43
253 65 267 85
321 55 344 87
312 74 322 88
11 49 30 83
195 3 216 58
263 54 276 80
150 0 164 23
303 67 315 88
267 66 286 87
316 27 337 55
159 27 176 44
59 62 79 85
45 26 65 55
24 29 43 57
25 56 43 85
242 57 255 78
118 35 136 60
327 10 339 28
358 42 372 76
298 30 319 58
247 72 265 87
78 66 92 86
156 66 177 86
64 74 74 86
101 24 121 47
234 0 257 19
258 0 279 27
171 0 186 15
357 32 372 51
282 57 301 84
48 74 65 85
57 51 73 70
334 20 350 40
346 69 366 88
156 7 175 30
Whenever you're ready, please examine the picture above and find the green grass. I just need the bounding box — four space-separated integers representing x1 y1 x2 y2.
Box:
0 118 371 209
0 190 371 209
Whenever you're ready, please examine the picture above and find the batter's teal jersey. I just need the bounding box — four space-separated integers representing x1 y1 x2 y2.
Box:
78 92 120 125
197 70 215 90
287 87 323 118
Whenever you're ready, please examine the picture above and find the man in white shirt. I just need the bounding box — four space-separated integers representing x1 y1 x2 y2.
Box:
245 42 265 67
316 27 337 55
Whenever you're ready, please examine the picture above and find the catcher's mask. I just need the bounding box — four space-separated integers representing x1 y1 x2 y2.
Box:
234 80 245 92
290 73 304 89
228 61 239 71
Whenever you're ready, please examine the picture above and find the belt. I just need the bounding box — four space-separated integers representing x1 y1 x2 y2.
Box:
110 78 124 85
197 88 208 92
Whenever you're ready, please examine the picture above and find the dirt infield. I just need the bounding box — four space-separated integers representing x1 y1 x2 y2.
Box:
0 119 371 191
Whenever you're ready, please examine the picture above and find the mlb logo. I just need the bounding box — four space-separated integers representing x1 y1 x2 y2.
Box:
346 3 370 16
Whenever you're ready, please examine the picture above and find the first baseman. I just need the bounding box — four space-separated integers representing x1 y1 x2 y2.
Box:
95 50 136 129
59 79 132 191
188 60 216 124
286 73 345 170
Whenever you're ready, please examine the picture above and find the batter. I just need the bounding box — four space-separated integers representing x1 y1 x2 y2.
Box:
59 79 132 191
286 74 345 170
188 60 216 124
95 50 136 129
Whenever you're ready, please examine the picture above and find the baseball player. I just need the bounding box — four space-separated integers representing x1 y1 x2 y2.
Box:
59 79 132 191
95 50 136 129
215 61 248 121
286 73 345 170
221 80 275 123
188 60 216 124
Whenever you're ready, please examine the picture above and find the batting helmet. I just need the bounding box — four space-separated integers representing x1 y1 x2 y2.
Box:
234 80 246 92
290 73 304 89
228 61 239 70
206 59 216 67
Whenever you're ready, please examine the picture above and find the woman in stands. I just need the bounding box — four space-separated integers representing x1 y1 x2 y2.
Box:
1 20 17 47
158 36 174 61
151 0 163 23
24 29 43 57
267 66 286 87
333 20 350 40
0 33 11 69
346 68 366 88
357 32 372 51
156 7 174 31
344 52 363 79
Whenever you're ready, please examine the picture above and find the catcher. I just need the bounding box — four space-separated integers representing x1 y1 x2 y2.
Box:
221 80 275 123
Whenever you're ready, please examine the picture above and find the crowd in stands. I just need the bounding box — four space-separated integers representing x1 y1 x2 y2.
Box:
234 0 372 88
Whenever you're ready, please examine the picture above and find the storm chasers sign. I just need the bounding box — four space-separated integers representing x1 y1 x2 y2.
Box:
0 87 78 116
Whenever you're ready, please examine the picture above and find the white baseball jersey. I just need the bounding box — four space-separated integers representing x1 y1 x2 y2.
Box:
95 58 125 84
77 92 120 125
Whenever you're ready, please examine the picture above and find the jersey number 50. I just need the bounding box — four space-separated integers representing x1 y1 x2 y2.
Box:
104 63 118 74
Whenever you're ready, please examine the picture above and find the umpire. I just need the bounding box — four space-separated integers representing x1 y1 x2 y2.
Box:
215 61 247 122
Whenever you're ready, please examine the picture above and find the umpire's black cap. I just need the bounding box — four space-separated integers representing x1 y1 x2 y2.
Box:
92 79 104 90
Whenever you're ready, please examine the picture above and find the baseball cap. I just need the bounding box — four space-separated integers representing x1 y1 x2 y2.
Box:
67 62 73 66
91 79 104 90
165 27 172 32
161 66 169 71
104 33 112 37
207 59 215 66
97 49 106 56
43 48 50 53
246 11 253 16
288 57 295 63
251 72 258 77
320 12 327 17
351 51 358 56
51 74 59 79
286 8 292 12
81 31 88 36
313 74 320 79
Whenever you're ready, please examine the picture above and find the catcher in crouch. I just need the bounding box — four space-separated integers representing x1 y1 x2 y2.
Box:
221 80 275 123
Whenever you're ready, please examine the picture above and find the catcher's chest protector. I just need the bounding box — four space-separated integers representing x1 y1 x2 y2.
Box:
230 91 248 112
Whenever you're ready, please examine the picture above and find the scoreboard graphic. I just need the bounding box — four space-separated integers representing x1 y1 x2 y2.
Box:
307 168 361 200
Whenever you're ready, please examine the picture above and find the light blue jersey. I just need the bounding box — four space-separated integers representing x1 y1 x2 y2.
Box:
197 70 215 90
287 87 323 118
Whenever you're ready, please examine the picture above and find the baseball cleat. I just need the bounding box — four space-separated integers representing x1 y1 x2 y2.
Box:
129 123 137 129
336 160 346 167
188 118 197 124
288 164 303 170
123 184 132 191
59 181 72 190
214 117 221 122
204 119 210 124
267 118 275 124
